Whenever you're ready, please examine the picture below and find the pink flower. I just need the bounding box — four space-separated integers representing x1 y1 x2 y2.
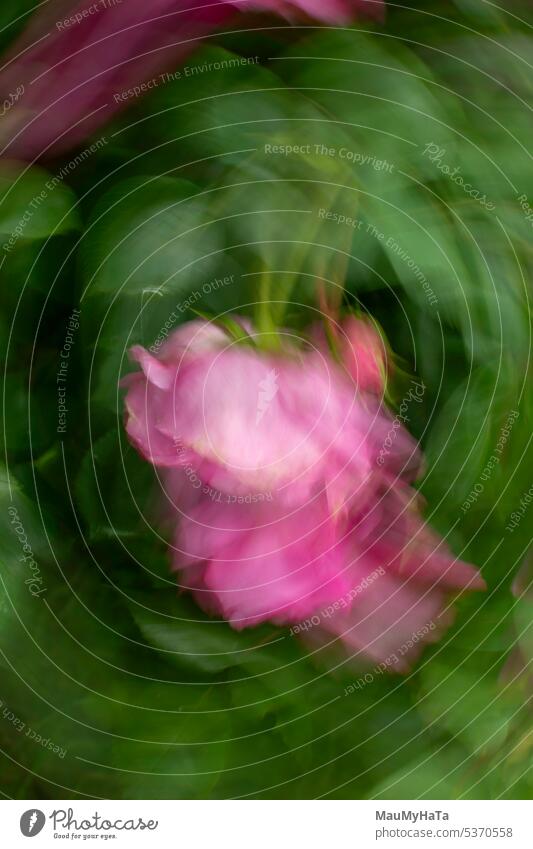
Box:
0 0 234 160
338 315 388 394
0 0 383 160
123 319 415 506
312 313 388 395
245 0 383 24
123 316 485 670
169 473 483 669
175 486 354 627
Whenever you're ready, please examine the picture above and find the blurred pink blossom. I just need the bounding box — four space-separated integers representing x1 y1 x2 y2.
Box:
338 315 388 394
123 317 485 670
0 0 383 160
245 0 383 24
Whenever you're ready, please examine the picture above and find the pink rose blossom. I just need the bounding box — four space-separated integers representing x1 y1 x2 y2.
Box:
123 316 485 670
124 319 415 507
0 0 383 160
245 0 383 25
338 315 388 394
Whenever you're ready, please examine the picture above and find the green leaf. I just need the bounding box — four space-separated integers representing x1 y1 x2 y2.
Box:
0 164 79 242
418 661 518 756
372 746 477 799
81 176 223 297
129 591 284 676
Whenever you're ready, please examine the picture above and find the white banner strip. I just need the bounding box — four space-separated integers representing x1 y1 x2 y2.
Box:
1 800 530 847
